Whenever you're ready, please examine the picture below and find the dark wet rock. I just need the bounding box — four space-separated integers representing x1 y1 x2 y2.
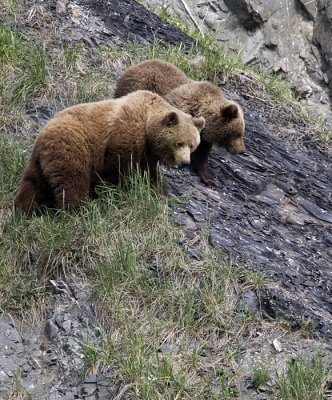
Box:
209 231 235 249
164 98 332 339
48 0 195 50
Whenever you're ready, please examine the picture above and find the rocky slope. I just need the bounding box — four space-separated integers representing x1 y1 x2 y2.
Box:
0 0 331 399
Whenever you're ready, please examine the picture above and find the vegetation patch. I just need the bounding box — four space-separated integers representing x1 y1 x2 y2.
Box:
275 350 332 400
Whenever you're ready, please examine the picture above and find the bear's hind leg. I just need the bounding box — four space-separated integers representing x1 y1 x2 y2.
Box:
15 160 50 216
48 170 91 210
15 179 38 216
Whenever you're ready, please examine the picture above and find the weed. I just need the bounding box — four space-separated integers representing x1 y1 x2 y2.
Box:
0 137 26 207
252 362 271 388
0 22 22 63
76 71 112 103
299 316 315 338
275 349 331 400
61 41 86 71
4 370 37 400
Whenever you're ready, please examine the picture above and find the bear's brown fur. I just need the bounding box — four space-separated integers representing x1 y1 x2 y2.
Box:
15 90 204 215
114 59 245 185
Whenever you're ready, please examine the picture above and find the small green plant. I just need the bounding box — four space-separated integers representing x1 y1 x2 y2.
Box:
62 41 81 69
252 361 271 388
299 316 315 338
275 350 331 400
0 137 26 207
5 370 37 400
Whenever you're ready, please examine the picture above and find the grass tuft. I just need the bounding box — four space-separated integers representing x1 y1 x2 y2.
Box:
275 350 331 400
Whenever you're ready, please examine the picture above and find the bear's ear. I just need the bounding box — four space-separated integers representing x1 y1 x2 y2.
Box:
163 111 179 127
193 116 205 132
222 104 238 120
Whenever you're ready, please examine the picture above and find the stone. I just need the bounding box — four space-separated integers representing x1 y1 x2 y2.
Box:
204 12 221 30
174 212 197 230
298 0 317 20
223 0 264 29
272 339 282 352
45 320 60 341
56 0 68 15
295 84 313 99
238 290 259 313
159 345 174 353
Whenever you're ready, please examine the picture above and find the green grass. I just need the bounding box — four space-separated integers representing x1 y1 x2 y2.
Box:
121 35 243 82
0 137 26 207
9 43 48 105
3 370 37 400
275 350 331 400
252 361 271 388
0 23 49 108
0 22 22 63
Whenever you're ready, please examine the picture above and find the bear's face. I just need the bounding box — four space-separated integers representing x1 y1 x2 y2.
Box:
203 102 245 154
164 82 245 155
146 111 204 166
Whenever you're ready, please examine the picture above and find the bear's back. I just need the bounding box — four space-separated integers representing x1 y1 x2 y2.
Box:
114 60 189 98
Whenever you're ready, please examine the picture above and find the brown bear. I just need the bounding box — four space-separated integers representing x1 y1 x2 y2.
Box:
15 90 205 215
114 59 245 185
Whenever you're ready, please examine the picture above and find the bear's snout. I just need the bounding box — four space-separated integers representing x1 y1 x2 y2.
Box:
229 137 245 154
173 145 191 166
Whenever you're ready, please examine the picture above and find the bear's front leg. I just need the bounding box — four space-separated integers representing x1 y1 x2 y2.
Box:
190 139 216 186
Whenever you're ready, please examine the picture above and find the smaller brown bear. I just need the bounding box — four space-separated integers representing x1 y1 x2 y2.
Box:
114 59 245 185
15 90 205 215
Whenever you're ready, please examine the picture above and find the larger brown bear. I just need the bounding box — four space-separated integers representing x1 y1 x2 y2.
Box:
114 59 245 185
15 90 204 215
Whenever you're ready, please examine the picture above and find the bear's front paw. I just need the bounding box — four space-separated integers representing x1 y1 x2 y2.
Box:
200 171 216 186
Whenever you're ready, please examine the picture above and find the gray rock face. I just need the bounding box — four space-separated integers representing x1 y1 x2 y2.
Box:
313 1 332 91
223 0 265 29
140 0 332 126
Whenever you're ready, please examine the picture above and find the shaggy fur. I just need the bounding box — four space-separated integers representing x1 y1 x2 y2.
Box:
15 90 204 215
114 59 245 185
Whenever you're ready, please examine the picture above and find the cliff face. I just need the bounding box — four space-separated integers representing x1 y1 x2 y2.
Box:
141 0 332 126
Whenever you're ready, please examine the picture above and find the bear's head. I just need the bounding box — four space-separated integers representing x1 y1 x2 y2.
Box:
146 110 205 166
204 100 245 154
165 82 245 154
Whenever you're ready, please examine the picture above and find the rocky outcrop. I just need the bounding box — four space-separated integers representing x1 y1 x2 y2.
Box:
141 0 332 126
313 1 332 93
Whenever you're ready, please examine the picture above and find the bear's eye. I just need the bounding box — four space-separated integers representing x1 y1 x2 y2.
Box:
177 142 184 147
